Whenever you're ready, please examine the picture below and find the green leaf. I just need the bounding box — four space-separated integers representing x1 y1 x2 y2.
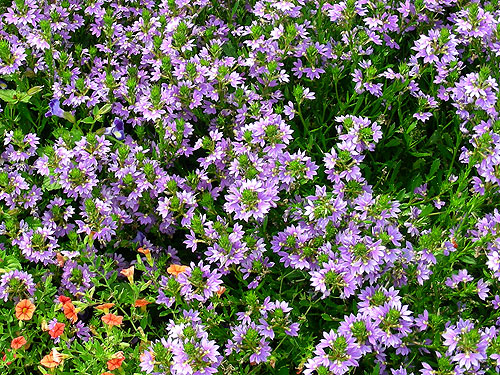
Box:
461 255 476 265
0 89 19 103
42 176 62 191
0 255 21 272
321 313 333 321
428 159 441 180
384 138 402 148
406 121 418 134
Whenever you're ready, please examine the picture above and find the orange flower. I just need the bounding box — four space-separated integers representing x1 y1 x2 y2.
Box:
107 351 125 370
134 299 151 307
95 303 115 313
138 247 152 263
63 301 78 323
120 266 134 283
56 252 66 267
216 286 226 297
49 322 65 339
167 264 188 277
10 336 26 350
15 299 35 321
101 373 114 375
102 313 123 327
40 349 63 368
138 247 150 255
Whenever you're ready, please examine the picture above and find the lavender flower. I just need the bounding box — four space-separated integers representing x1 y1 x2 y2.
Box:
0 270 35 301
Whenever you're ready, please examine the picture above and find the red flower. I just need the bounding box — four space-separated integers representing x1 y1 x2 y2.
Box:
10 336 26 350
58 295 72 304
49 322 65 339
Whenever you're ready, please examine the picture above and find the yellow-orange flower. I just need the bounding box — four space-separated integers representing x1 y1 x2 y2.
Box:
10 336 26 350
138 247 152 263
95 303 115 314
40 349 63 368
102 313 123 327
138 247 150 256
15 299 35 321
167 264 188 277
120 266 134 283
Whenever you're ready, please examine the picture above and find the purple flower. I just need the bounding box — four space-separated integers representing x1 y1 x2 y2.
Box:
104 118 125 141
442 319 488 370
476 279 489 300
45 99 75 122
305 330 362 375
0 270 36 301
414 310 429 331
224 179 279 222
139 349 155 373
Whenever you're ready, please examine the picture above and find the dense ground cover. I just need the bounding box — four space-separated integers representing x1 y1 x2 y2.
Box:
0 0 500 373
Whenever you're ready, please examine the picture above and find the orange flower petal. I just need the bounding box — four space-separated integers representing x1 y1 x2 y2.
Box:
137 247 150 255
63 302 78 323
217 286 226 297
102 313 123 326
15 299 35 321
107 356 125 370
40 350 62 369
10 336 26 350
167 264 188 277
120 266 134 282
95 303 115 311
56 252 66 267
134 299 151 307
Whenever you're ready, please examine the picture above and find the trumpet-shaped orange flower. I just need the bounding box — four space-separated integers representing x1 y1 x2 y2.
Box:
95 303 115 312
167 264 188 277
138 247 150 255
107 351 125 370
40 349 63 368
15 299 35 321
134 299 151 307
217 286 226 297
120 266 134 283
138 247 152 262
63 301 78 323
10 336 26 350
102 313 123 326
49 322 65 339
